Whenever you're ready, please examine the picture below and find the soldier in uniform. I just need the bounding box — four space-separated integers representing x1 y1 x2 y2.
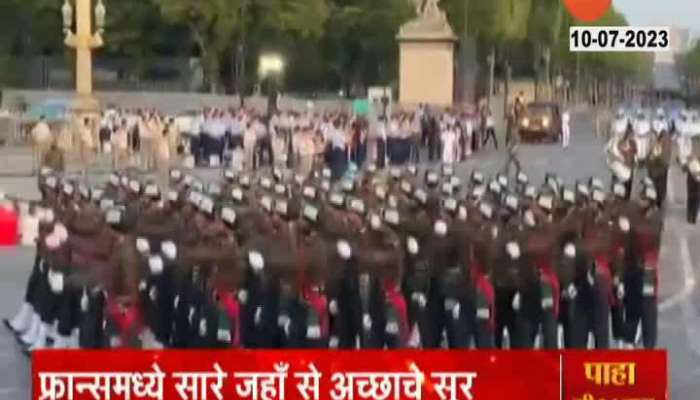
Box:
647 130 672 208
101 205 144 348
607 128 636 201
685 157 700 224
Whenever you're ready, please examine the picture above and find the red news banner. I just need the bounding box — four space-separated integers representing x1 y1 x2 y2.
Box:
33 350 667 400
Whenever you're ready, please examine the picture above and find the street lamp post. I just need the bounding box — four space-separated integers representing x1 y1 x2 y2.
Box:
62 0 106 115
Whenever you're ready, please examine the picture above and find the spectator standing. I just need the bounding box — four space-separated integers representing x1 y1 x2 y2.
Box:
562 110 571 149
111 120 129 169
30 115 52 174
482 109 498 149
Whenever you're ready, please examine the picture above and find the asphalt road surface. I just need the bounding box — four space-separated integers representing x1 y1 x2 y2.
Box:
0 110 697 399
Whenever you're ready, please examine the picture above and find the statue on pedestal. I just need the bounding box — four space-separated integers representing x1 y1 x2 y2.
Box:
413 0 448 22
400 0 455 40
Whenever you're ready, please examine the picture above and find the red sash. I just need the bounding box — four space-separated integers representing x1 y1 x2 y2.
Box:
594 254 616 306
383 279 409 344
217 291 241 348
471 263 496 329
643 250 660 295
106 298 143 347
302 284 329 339
297 239 330 339
537 263 561 318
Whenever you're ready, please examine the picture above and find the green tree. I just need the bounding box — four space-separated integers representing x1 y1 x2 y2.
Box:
320 0 413 95
155 0 242 93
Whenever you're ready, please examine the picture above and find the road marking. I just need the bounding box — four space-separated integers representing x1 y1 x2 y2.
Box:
660 231 696 312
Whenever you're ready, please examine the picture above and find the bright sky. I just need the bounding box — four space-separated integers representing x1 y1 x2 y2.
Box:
614 0 696 33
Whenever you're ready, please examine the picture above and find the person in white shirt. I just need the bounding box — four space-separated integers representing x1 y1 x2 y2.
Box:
30 116 52 174
229 113 245 150
78 117 94 176
561 111 571 149
441 123 459 164
254 116 274 168
410 112 422 163
482 109 498 149
327 119 348 180
294 125 317 176
463 115 474 158
111 119 130 169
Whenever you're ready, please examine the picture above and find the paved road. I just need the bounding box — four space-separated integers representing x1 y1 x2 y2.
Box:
0 111 697 398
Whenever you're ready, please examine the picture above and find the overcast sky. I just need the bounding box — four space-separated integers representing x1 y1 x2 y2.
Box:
614 0 696 34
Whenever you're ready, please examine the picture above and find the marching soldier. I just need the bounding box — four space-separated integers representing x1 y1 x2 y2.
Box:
647 130 672 208
607 128 637 200
688 159 700 225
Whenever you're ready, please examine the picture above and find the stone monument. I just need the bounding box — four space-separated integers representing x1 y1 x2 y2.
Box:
397 0 457 106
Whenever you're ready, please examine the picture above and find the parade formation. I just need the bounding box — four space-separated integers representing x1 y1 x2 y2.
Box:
2 150 673 352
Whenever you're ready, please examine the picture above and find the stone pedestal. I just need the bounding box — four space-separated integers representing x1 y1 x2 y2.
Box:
397 10 457 107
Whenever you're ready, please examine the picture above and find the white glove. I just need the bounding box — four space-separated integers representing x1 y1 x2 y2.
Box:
188 307 195 325
411 292 427 308
512 292 522 311
406 236 419 255
329 336 340 349
53 223 68 243
278 315 291 336
362 313 372 331
283 320 291 337
567 284 577 300
254 307 263 326
148 256 164 275
617 283 626 300
451 302 461 320
337 240 352 260
248 251 265 273
587 270 595 287
237 290 248 305
136 238 150 254
80 290 89 312
329 299 338 315
173 295 180 310
148 286 158 302
48 270 65 294
161 241 177 260
199 318 207 337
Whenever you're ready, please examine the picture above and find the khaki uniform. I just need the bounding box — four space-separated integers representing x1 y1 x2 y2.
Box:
111 127 130 170
79 123 95 174
294 130 316 177
244 128 257 170
155 136 171 189
31 121 52 173
42 146 65 172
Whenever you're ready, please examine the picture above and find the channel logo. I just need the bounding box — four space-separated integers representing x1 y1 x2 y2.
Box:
563 0 612 22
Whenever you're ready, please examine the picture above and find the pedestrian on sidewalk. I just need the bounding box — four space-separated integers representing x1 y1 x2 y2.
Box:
562 110 571 149
482 109 498 149
30 115 52 174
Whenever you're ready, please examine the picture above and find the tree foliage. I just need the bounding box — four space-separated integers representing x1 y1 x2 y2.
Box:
0 0 654 93
681 41 700 79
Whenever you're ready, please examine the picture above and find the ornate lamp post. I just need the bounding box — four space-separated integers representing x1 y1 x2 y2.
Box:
62 0 106 115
